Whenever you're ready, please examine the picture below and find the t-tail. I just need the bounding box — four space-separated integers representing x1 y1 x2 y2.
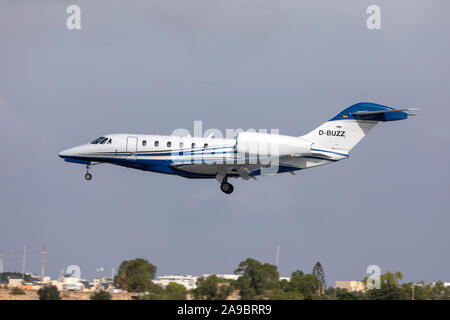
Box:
301 102 417 154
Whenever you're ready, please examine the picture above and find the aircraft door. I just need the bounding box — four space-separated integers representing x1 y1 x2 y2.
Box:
126 136 138 160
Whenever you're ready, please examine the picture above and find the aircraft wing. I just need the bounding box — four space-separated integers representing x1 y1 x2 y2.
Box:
170 161 265 180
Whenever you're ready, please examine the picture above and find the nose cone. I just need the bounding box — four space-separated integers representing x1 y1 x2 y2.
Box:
59 147 77 158
59 149 69 158
59 145 92 165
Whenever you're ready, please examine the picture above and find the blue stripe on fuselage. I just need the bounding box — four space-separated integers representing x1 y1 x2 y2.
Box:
64 155 307 178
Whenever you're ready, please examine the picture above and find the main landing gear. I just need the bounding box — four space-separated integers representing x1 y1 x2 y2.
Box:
220 177 234 194
85 165 93 181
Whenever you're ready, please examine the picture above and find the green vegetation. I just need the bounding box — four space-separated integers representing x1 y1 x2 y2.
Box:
139 285 164 300
365 273 450 300
0 272 32 282
10 287 26 295
366 271 403 300
234 258 280 299
269 289 304 300
37 285 61 300
114 258 157 292
115 257 450 300
192 275 232 300
140 282 187 300
288 270 321 299
165 282 188 299
312 262 326 293
90 290 112 300
325 287 365 300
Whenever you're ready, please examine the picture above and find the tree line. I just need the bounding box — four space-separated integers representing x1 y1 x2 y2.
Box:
112 258 450 300
2 258 449 300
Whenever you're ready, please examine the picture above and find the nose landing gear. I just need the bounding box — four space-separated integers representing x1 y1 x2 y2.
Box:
85 165 93 181
216 171 234 194
220 182 234 194
219 176 234 194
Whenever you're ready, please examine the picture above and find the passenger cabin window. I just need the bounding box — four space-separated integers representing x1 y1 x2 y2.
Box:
167 141 171 148
154 141 159 147
142 140 147 147
179 142 184 148
191 143 196 149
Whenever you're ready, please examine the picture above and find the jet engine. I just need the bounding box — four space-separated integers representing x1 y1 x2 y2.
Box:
236 132 312 157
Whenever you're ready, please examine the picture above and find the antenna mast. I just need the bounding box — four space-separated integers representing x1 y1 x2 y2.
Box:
40 245 47 286
22 244 27 277
275 244 280 268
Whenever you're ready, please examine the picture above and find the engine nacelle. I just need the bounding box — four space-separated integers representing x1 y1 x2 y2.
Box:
236 132 312 157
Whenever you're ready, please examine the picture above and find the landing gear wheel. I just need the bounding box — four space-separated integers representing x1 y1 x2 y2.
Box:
85 173 92 181
220 182 234 194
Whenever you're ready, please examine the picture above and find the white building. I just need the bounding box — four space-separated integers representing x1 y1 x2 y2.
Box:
335 281 366 292
153 274 243 290
153 274 292 290
7 277 24 288
201 274 241 281
431 282 450 287
153 275 198 290
93 277 114 291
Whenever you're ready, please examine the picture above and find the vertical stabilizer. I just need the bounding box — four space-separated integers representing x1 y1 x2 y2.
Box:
301 102 411 153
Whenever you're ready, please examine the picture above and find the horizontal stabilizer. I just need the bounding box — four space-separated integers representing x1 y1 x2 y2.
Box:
348 107 417 122
351 108 418 115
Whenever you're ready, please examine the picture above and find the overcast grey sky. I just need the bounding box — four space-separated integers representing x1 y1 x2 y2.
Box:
1 0 449 285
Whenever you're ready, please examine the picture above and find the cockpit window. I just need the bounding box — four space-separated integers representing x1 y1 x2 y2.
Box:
91 136 105 144
91 137 110 144
107 139 112 144
91 137 100 144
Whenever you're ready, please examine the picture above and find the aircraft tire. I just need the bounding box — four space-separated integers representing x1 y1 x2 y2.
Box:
220 182 233 194
85 173 92 181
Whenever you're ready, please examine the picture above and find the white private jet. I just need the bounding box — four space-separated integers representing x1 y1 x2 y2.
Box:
59 102 416 194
